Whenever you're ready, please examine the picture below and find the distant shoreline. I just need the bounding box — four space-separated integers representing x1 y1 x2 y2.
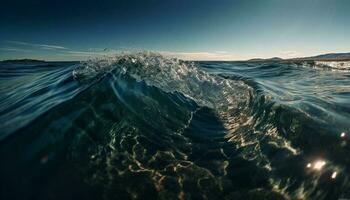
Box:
0 59 46 63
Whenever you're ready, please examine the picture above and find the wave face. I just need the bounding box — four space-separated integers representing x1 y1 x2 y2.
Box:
1 52 350 200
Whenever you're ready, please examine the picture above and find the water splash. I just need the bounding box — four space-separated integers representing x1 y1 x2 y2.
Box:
73 51 252 110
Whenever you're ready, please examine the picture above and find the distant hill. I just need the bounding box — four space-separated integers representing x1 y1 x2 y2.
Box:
248 57 284 62
1 59 45 63
301 52 350 61
248 53 350 62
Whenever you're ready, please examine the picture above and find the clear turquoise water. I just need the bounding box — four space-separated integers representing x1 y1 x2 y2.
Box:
1 53 350 199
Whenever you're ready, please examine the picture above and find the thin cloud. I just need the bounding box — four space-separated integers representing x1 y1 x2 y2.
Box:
5 40 67 50
0 47 33 52
38 44 67 50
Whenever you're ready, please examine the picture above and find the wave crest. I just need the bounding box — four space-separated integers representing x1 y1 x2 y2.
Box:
73 51 252 110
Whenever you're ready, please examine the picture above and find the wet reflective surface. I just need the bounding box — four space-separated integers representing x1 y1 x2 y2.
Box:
0 54 350 199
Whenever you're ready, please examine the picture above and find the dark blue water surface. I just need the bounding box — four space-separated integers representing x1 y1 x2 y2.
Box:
1 53 350 199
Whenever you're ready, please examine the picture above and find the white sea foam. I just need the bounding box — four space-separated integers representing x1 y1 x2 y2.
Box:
315 61 350 70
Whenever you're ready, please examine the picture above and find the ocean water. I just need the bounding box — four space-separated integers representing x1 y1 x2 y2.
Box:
0 52 350 199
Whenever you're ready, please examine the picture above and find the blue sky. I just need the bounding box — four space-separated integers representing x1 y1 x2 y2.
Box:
0 0 349 61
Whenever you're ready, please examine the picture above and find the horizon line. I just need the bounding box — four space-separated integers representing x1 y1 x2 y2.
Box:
1 50 350 62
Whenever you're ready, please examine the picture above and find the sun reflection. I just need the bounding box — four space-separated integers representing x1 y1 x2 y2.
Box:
306 160 326 171
331 171 337 179
340 132 346 138
313 160 326 170
307 160 340 180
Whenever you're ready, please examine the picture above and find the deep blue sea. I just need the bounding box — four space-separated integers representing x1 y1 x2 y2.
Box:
1 53 350 199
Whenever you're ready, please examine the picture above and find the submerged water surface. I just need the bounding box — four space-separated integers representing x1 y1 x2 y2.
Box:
1 53 350 199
